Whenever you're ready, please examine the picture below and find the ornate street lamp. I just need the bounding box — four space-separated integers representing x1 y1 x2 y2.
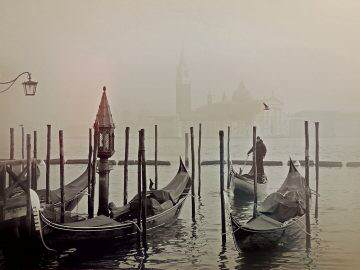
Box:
94 86 115 216
0 72 38 96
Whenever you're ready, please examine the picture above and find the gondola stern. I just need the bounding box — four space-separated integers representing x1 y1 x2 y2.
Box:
178 156 188 173
288 157 298 173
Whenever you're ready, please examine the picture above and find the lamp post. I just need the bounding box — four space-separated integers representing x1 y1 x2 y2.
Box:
95 86 115 217
0 72 38 96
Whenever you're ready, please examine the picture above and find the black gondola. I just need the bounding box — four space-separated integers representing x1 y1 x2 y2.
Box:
30 159 191 251
231 160 308 251
37 167 89 211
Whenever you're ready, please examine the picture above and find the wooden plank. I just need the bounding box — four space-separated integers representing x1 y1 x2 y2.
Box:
118 160 171 166
201 160 283 166
346 162 360 167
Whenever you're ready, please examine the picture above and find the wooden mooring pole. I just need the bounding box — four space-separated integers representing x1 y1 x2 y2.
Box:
315 122 320 219
0 165 5 222
59 130 65 223
137 130 142 247
21 125 24 170
227 126 230 189
26 134 32 235
154 125 158 190
197 123 202 197
9 128 14 185
190 127 196 222
252 126 258 218
87 128 93 217
10 128 14 160
185 132 189 167
45 125 51 204
21 125 25 160
32 130 38 190
140 129 147 249
305 121 311 250
124 127 130 205
219 130 226 245
89 128 98 219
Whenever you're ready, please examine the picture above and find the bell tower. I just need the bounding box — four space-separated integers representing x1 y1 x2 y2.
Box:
176 51 191 119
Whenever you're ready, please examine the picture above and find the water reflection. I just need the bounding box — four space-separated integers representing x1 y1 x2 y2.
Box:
218 246 229 270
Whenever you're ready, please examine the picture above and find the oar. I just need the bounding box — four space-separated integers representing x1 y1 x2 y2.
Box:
240 154 250 174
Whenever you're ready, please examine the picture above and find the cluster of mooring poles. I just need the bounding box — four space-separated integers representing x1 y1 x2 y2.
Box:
0 127 41 238
182 124 204 223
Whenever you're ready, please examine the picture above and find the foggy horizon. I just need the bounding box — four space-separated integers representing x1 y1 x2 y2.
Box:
1 0 360 130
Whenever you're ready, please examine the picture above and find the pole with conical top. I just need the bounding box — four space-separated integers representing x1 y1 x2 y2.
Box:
95 86 115 217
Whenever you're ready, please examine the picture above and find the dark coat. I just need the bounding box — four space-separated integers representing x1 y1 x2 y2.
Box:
247 139 267 158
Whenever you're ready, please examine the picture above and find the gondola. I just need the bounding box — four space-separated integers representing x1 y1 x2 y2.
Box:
37 167 90 211
30 159 191 251
231 160 308 251
7 164 89 212
230 162 267 199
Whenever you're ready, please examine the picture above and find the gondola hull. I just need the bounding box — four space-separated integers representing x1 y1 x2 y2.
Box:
32 159 191 251
230 171 267 200
230 214 305 251
40 196 187 250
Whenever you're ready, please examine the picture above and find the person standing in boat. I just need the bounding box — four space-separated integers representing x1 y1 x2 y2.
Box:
247 136 267 182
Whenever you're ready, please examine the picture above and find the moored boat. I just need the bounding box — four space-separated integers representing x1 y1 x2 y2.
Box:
37 167 89 211
31 159 191 251
231 160 309 251
230 164 267 199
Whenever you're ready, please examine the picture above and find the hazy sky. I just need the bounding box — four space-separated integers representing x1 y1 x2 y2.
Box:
1 0 360 128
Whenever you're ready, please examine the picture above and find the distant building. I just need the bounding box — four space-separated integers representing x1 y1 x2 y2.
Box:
120 54 291 138
179 81 263 137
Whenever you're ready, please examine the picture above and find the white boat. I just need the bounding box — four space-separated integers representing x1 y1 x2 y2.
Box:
230 164 267 199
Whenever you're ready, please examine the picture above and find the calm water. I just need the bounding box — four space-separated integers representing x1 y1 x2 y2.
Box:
1 135 360 269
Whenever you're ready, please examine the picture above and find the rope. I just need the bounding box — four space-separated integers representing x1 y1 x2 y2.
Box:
129 220 142 233
32 207 56 252
287 218 312 236
241 155 250 173
0 72 30 94
310 188 320 197
0 77 17 84
0 80 17 93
